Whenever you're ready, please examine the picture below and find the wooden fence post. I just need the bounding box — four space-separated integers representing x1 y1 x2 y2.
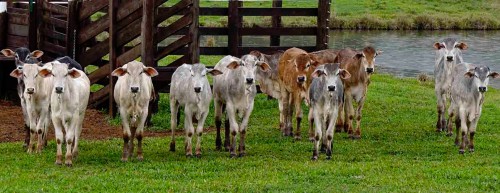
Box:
142 0 157 125
67 0 79 59
271 0 282 47
31 0 42 50
0 5 6 49
316 0 330 50
187 0 200 63
228 0 240 56
109 0 119 117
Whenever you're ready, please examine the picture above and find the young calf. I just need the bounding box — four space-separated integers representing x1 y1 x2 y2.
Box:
447 64 498 154
112 61 158 161
433 38 468 133
2 48 43 147
308 63 350 160
251 50 284 99
169 63 222 157
39 61 90 166
10 62 52 153
213 55 269 157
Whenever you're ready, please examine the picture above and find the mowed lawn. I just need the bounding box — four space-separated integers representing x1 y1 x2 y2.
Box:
1 74 499 192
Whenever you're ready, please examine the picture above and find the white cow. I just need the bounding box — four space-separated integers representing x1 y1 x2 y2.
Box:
9 62 52 153
112 61 158 162
39 61 90 166
169 63 222 157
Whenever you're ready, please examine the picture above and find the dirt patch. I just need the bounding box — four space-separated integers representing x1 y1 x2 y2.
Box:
0 100 171 143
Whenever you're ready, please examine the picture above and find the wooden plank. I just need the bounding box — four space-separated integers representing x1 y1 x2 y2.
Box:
7 7 28 14
155 13 192 43
88 64 110 84
31 0 42 51
7 13 29 25
199 8 227 16
228 0 240 56
240 27 317 36
79 0 108 20
187 0 199 63
6 35 28 48
42 14 67 28
239 46 316 55
40 41 67 54
41 27 66 42
7 24 29 36
316 0 330 50
155 0 192 25
66 0 79 58
88 45 141 84
271 0 282 47
239 8 317 16
168 54 188 67
108 0 118 116
155 35 191 61
142 0 155 67
199 27 227 35
199 47 228 55
0 12 5 49
89 84 110 104
43 1 68 16
78 14 109 44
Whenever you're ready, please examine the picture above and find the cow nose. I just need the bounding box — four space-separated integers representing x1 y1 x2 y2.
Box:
55 87 63 93
246 78 254 84
26 88 34 94
297 76 305 83
366 68 374 73
131 87 139 93
327 85 336 91
194 87 201 93
446 56 453 61
479 86 487 92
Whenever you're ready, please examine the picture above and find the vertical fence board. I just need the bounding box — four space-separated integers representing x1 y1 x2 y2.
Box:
108 0 118 116
316 0 330 50
228 0 240 56
187 0 199 63
0 12 6 49
271 0 281 47
142 0 157 124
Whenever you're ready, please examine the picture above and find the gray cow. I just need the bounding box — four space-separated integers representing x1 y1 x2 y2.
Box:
251 50 284 99
433 38 467 133
169 63 222 157
213 55 270 157
308 63 350 160
447 63 498 154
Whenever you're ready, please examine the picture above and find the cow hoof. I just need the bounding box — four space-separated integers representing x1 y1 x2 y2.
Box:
311 156 318 161
169 142 176 152
446 132 453 137
195 154 201 158
65 161 73 167
294 136 302 141
308 137 315 142
137 156 144 161
454 141 460 146
238 153 246 157
352 135 361 140
459 149 465 154
121 157 128 162
326 156 332 160
469 148 475 153
435 128 442 133
230 153 237 158
215 146 222 151
22 143 28 148
186 154 193 158
55 161 62 165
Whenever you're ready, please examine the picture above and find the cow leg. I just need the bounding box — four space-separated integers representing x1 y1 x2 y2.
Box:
184 109 194 157
170 99 179 152
312 110 322 161
458 107 467 154
215 101 223 151
26 106 36 153
120 108 131 162
308 108 314 142
280 90 291 136
224 117 230 151
326 110 338 160
335 101 345 132
195 112 208 158
468 117 479 153
293 92 303 140
344 92 354 138
454 117 461 146
136 109 148 161
226 103 238 157
435 92 446 132
353 96 366 139
446 105 455 137
72 116 83 160
238 101 254 157
36 108 50 153
278 98 284 131
21 97 30 148
129 127 136 160
53 118 64 165
65 124 75 167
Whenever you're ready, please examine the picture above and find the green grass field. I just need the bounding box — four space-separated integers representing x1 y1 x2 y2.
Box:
1 74 499 192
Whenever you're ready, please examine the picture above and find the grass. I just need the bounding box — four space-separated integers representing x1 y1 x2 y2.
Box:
1 74 499 192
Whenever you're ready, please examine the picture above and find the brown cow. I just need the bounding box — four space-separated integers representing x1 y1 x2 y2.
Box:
309 49 339 64
278 47 320 139
335 46 381 139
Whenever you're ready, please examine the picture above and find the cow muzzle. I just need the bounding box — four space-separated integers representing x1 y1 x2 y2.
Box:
131 87 139 93
297 76 306 83
26 88 35 94
194 87 202 93
446 56 453 61
366 68 374 73
55 87 63 94
246 78 254 84
479 86 487 92
327 85 336 92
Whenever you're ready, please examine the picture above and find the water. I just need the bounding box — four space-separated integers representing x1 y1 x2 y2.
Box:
199 30 500 88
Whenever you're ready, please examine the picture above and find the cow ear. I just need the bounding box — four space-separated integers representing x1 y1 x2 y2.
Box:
312 69 326 78
354 53 364 59
434 42 444 50
111 67 127 76
227 61 240 69
456 42 468 50
207 69 223 76
38 68 53 78
376 49 383 56
30 50 44 58
339 69 351 79
489 71 499 79
10 69 23 78
464 69 475 78
258 62 270 72
143 67 159 77
249 50 261 58
67 68 81 78
1 49 15 57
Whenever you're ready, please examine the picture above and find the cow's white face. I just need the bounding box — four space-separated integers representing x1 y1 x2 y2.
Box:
435 41 467 63
9 63 44 95
39 62 81 94
189 63 222 93
312 63 350 95
112 61 158 94
229 56 269 85
465 66 499 93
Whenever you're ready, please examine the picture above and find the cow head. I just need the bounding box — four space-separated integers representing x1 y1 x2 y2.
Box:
9 62 44 95
1 48 43 67
354 46 380 74
189 63 222 93
112 61 158 93
464 66 499 93
312 63 350 94
288 53 319 84
228 55 270 85
434 38 467 63
37 61 80 94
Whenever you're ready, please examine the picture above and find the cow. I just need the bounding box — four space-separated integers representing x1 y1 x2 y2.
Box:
38 61 90 166
335 46 381 139
433 38 467 133
169 63 222 157
213 55 270 157
309 49 340 64
446 64 498 154
251 50 284 99
308 63 350 160
112 61 158 162
2 48 43 147
277 47 320 139
9 62 52 153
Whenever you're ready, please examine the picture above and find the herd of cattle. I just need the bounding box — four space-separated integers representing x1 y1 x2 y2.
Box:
1 37 497 166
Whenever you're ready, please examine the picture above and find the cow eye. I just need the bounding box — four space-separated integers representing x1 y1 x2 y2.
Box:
306 63 311 68
64 73 68 77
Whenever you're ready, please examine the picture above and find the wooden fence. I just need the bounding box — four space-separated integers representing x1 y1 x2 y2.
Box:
0 0 331 116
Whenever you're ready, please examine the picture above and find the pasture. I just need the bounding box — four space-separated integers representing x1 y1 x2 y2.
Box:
1 74 499 192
